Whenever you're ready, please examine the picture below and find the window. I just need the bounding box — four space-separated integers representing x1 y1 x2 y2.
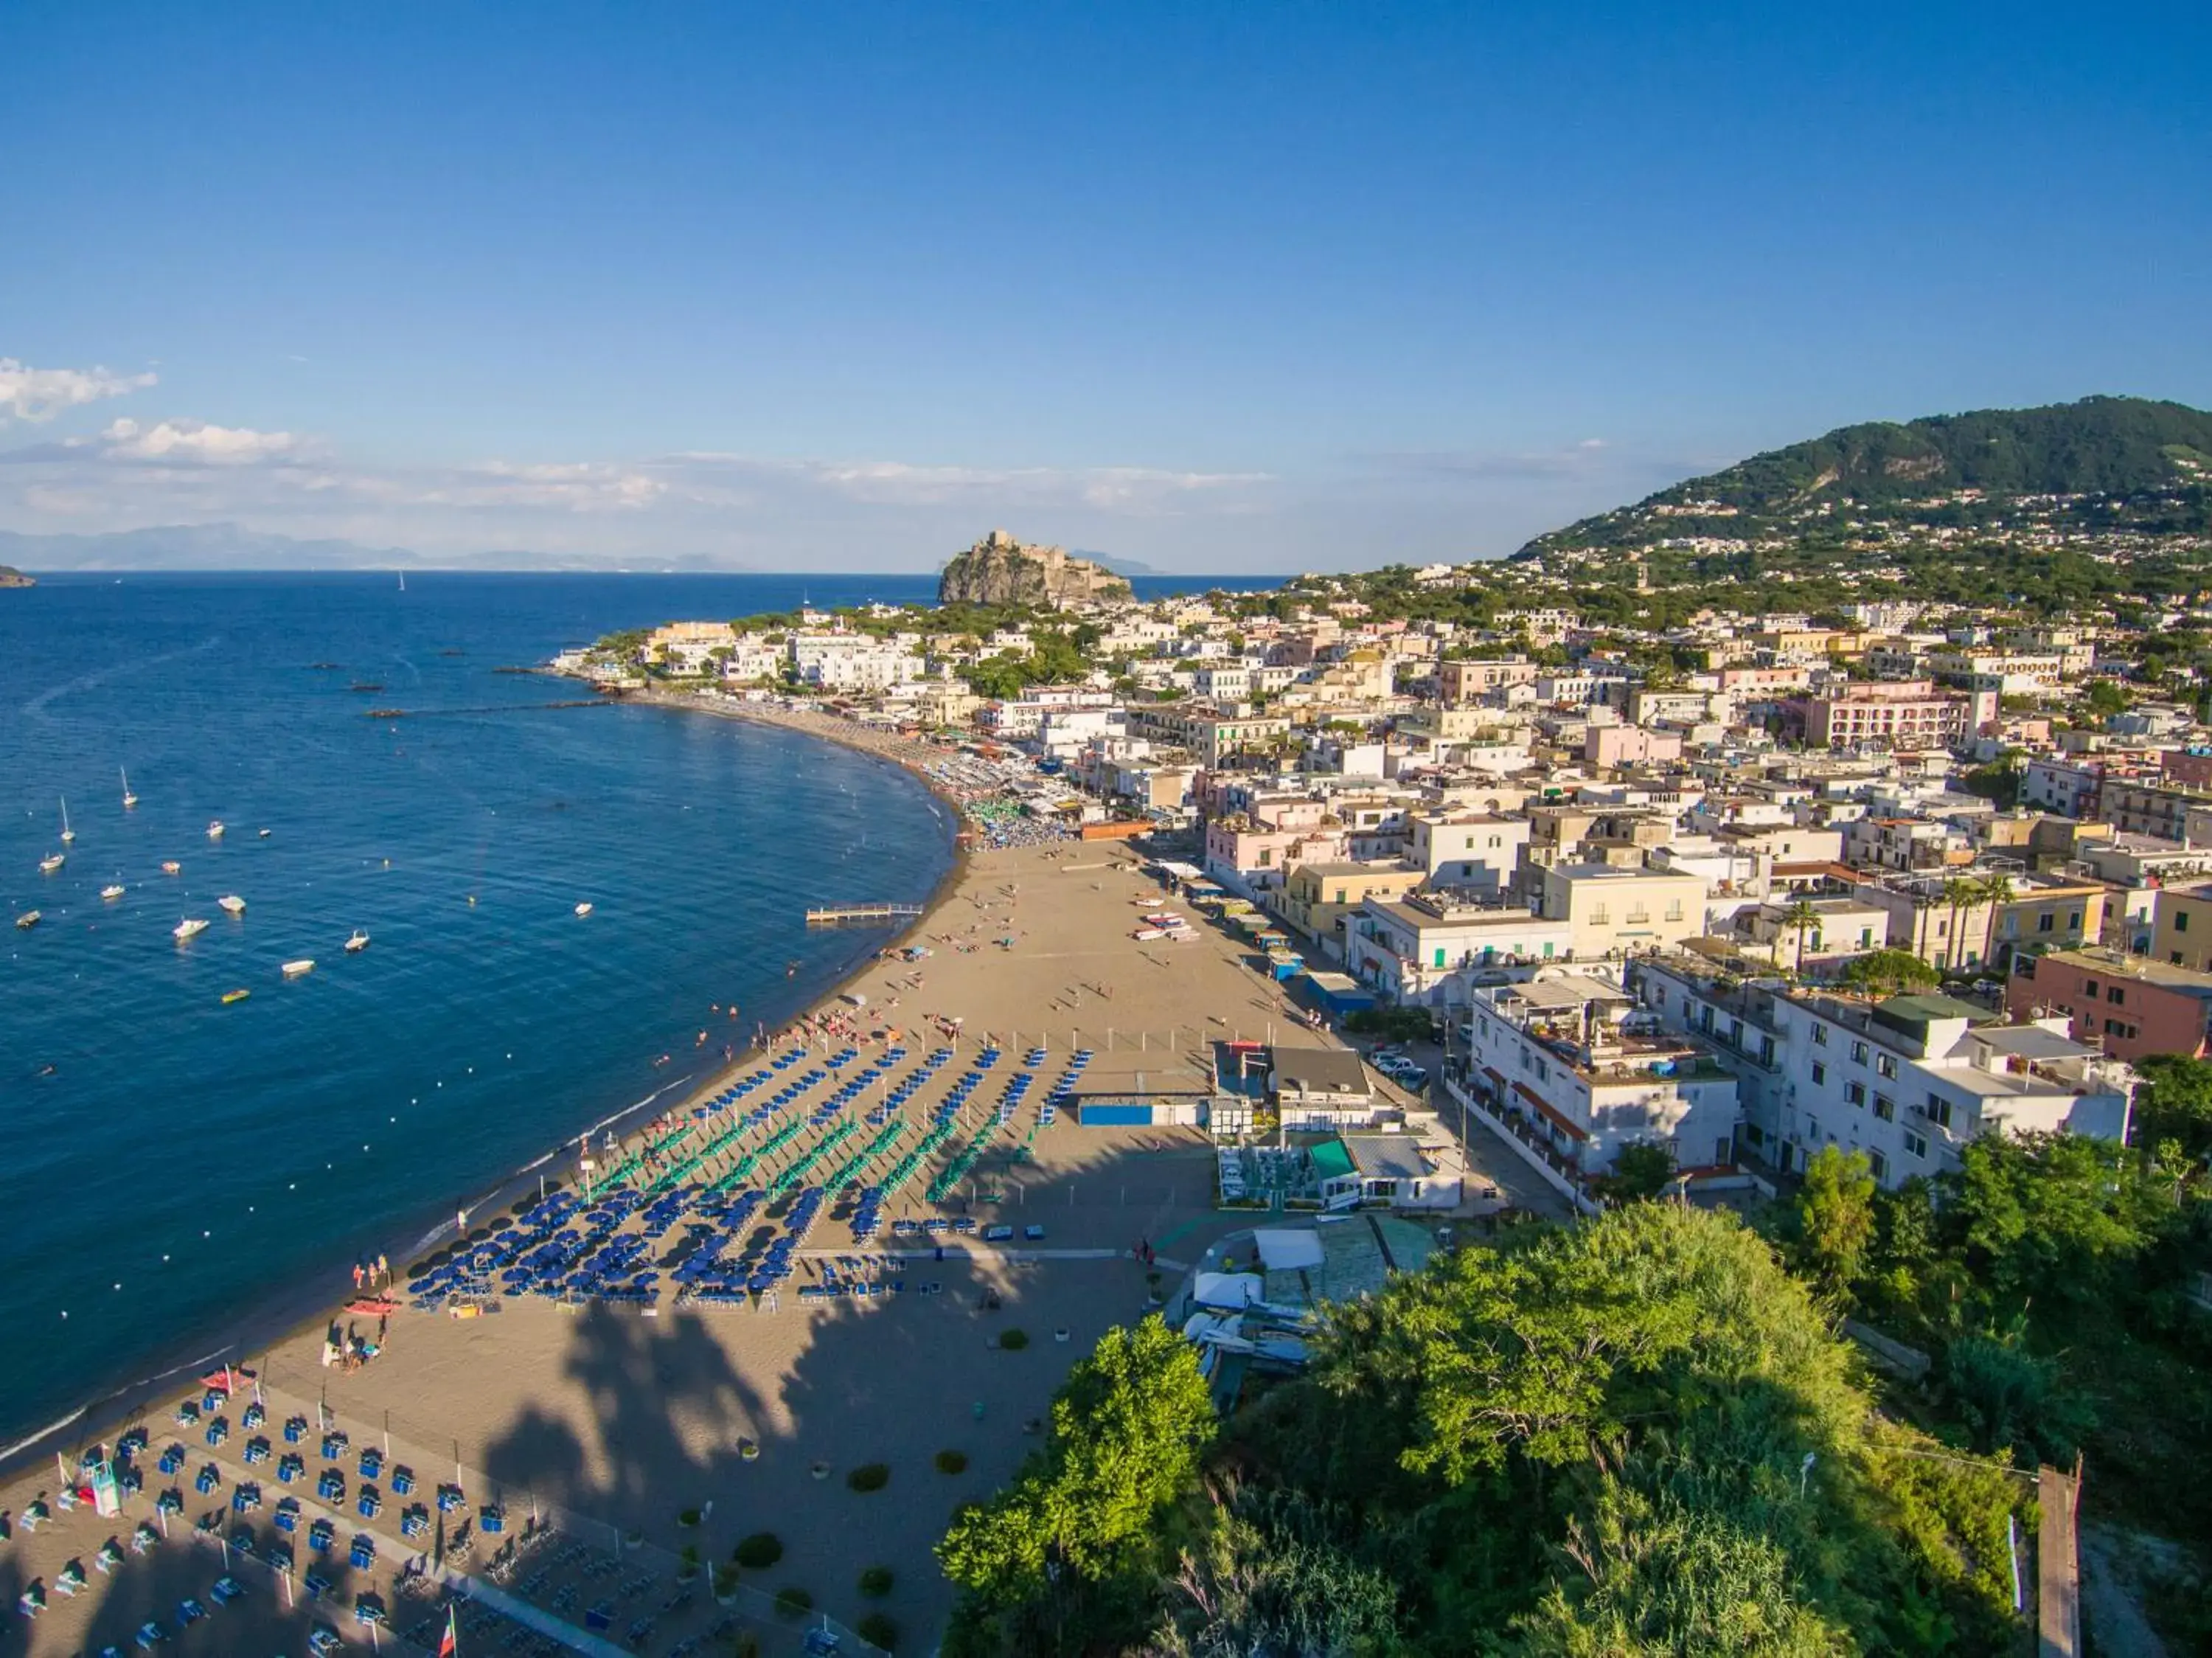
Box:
1850 1040 1868 1064
1904 1131 1928 1159
2038 913 2055 933
1665 901 1684 922
1813 1024 1829 1047
1811 1063 1828 1086
2178 910 2191 933
1928 1096 1954 1128
2107 985 2124 1005
1873 1094 1895 1122
1867 1148 1888 1181
1846 1081 1866 1106
1590 906 1610 926
1876 1054 1896 1079
2084 979 2100 996
2068 910 2081 929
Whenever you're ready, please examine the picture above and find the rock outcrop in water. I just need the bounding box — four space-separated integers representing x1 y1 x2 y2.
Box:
937 530 1131 609
0 565 32 588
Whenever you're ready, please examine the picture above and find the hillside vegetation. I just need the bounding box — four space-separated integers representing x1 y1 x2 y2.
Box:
1520 396 2212 563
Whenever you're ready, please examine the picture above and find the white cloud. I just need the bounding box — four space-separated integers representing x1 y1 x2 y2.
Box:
100 417 302 465
674 454 1271 513
0 357 158 422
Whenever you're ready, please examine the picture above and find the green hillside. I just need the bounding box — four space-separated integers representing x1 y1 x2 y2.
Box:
1518 395 2212 561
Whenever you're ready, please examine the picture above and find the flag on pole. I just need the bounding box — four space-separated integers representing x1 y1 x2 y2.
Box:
437 1607 458 1657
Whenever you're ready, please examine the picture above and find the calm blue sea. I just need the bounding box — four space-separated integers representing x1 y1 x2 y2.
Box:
0 569 1269 1446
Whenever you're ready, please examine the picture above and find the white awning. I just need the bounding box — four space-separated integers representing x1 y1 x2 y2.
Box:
1192 1272 1265 1310
1251 1229 1326 1272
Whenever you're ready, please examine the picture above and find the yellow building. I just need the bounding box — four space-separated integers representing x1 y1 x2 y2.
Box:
1277 861 1426 963
1526 863 1708 958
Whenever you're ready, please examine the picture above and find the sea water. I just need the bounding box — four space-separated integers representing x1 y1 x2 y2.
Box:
0 572 953 1445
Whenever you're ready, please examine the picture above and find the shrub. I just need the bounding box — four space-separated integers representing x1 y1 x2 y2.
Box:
732 1532 783 1569
933 1449 969 1475
773 1585 813 1619
677 1506 702 1527
857 1611 900 1650
712 1564 740 1598
858 1565 894 1598
998 1328 1030 1350
846 1462 890 1493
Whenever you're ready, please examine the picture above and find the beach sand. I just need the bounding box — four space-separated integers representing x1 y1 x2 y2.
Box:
1 831 1340 1654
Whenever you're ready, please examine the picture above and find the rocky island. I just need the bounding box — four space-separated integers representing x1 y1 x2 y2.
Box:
937 529 1132 608
0 565 34 589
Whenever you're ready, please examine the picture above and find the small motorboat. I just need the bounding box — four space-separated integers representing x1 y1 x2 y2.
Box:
175 918 210 942
101 884 125 901
207 821 226 839
39 853 64 873
219 895 246 916
257 828 271 839
222 989 251 1005
344 930 370 953
15 910 38 930
281 959 315 978
574 902 594 918
161 860 181 875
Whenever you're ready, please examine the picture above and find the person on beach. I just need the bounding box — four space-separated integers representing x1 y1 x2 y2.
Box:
352 1260 365 1291
377 1252 389 1286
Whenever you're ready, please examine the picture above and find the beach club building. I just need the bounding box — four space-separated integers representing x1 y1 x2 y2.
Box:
1267 1047 1385 1131
1523 863 1709 959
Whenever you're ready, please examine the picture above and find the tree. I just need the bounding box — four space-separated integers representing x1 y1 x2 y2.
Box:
1838 948 1939 997
939 1319 1214 1637
1598 1140 1676 1205
1938 877 1976 973
1778 898 1823 977
1975 874 2015 970
1792 1147 1877 1304
2131 1053 2212 1170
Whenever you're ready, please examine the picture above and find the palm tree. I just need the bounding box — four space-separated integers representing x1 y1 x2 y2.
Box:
1978 873 2017 971
1938 877 1976 973
1778 898 1823 977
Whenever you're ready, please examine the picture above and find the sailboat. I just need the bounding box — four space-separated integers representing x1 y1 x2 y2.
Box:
121 769 138 810
397 571 406 593
59 797 74 844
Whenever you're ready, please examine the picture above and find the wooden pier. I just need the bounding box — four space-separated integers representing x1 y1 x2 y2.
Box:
805 902 925 926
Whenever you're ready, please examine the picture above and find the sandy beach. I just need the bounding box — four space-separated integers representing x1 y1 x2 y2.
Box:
0 790 1346 1654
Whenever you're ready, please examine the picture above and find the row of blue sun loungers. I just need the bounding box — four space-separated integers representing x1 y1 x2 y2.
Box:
401 1036 1073 1312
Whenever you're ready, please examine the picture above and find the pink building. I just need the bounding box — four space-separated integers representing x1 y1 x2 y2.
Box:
1784 679 1995 750
1585 724 1686 768
2007 947 2212 1063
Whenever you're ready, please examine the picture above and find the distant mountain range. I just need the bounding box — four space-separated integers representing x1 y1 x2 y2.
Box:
1515 395 2212 566
0 523 753 574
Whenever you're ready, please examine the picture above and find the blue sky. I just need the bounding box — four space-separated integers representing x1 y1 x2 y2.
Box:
4 2 2208 571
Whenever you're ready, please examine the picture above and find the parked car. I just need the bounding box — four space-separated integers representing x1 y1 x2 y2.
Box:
981 1224 1014 1243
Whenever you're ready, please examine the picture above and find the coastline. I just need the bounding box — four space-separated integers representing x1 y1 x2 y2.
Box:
0 694 967 1482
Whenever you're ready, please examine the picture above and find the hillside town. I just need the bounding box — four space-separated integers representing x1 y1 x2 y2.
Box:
554 533 2212 1216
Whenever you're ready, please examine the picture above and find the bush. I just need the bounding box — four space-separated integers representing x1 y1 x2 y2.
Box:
712 1564 740 1598
857 1611 900 1650
933 1449 968 1475
858 1565 894 1598
773 1585 813 1619
732 1532 783 1569
677 1506 702 1527
846 1462 890 1492
998 1328 1030 1350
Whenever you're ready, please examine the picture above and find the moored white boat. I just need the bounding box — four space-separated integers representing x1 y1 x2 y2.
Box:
344 930 370 953
160 861 181 875
122 768 137 809
281 958 315 978
174 918 209 941
15 910 38 930
59 797 74 844
218 895 246 915
574 902 594 917
39 853 64 874
101 884 125 901
206 821 225 839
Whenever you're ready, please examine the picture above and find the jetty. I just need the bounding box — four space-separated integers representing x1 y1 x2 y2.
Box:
805 902 924 926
